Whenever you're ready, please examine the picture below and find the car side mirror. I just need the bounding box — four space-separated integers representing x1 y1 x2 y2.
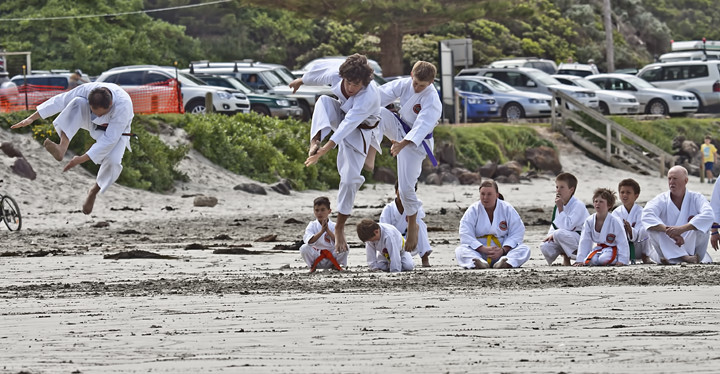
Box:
526 80 536 87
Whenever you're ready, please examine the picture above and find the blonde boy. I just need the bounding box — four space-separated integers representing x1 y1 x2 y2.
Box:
701 135 717 183
539 172 590 265
357 219 414 273
575 188 629 266
377 61 442 253
299 197 346 272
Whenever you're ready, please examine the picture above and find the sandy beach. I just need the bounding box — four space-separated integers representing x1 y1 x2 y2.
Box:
2 125 720 373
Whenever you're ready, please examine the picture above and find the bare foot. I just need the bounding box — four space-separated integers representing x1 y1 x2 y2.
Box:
641 255 655 264
680 255 699 264
660 257 671 265
82 184 101 215
493 257 511 269
561 254 571 266
43 138 65 161
421 253 431 267
334 230 348 253
472 258 489 269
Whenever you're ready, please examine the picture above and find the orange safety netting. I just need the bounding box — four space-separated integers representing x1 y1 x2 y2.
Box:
0 79 183 114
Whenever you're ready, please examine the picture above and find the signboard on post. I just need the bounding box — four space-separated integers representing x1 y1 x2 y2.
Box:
442 38 473 68
438 41 455 123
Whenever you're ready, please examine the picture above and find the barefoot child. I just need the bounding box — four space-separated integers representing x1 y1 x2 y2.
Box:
11 83 134 215
455 181 531 269
540 173 590 265
380 181 433 267
611 178 659 264
357 219 414 272
575 188 630 266
290 54 382 255
299 197 346 272
377 61 441 253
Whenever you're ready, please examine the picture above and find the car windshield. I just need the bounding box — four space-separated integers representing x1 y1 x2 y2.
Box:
178 72 210 86
525 70 561 85
258 71 285 87
571 78 602 90
621 75 655 89
478 78 515 92
203 76 252 93
271 67 296 84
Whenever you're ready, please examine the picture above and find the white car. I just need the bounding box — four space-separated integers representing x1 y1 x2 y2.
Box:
637 60 720 113
97 65 251 114
552 74 639 115
556 63 599 77
586 73 698 115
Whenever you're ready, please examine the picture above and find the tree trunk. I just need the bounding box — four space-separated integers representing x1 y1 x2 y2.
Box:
379 23 403 77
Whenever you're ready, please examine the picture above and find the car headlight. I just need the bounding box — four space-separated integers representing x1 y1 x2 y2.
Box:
572 92 588 98
528 98 545 104
466 98 482 104
216 92 233 100
275 99 290 107
613 97 632 103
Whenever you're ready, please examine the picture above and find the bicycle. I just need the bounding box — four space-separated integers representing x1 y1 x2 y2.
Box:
0 188 21 231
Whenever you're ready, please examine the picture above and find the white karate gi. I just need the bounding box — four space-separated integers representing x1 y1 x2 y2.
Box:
378 78 441 217
539 196 590 264
37 82 134 193
379 200 432 258
455 199 531 268
577 214 630 266
299 219 348 269
303 61 382 215
642 190 713 264
611 203 659 262
366 223 414 272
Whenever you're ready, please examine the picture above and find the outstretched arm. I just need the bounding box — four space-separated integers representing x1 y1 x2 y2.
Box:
11 111 41 129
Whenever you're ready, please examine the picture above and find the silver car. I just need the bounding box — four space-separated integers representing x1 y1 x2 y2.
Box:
586 74 698 115
453 76 552 120
553 74 639 115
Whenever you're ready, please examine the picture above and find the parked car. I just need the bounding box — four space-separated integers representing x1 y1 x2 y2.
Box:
488 57 558 74
8 71 86 107
659 40 720 62
457 67 599 110
453 76 553 120
552 74 639 115
293 56 383 78
96 65 250 114
195 74 303 118
185 61 330 121
556 63 599 77
456 91 499 122
637 60 720 112
586 73 698 115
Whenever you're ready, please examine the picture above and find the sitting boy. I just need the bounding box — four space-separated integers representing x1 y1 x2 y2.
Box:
379 181 433 267
575 188 630 266
299 197 346 272
357 219 414 272
540 172 590 265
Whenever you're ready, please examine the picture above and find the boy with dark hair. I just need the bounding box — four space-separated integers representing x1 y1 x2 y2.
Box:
357 219 414 272
290 54 382 254
575 188 630 266
377 61 442 253
612 178 658 264
299 196 346 272
539 172 590 265
380 181 433 266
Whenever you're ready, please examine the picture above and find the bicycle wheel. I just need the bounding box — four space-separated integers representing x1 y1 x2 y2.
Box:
1 195 22 231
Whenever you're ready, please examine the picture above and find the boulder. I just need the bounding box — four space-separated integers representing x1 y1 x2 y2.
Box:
372 166 396 184
270 179 292 195
11 158 36 180
495 161 522 178
436 142 456 166
425 173 442 185
479 161 497 178
0 142 23 158
525 146 562 175
193 195 218 207
233 183 267 195
457 171 481 185
440 172 460 185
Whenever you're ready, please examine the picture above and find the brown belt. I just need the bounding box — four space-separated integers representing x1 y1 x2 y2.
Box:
357 120 379 130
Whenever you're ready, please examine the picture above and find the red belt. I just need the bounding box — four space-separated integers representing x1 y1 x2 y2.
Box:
584 243 617 265
310 249 343 272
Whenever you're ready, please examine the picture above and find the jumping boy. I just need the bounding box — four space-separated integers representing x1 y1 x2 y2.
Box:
377 61 442 253
357 219 414 273
539 172 590 265
575 188 630 266
611 178 658 264
455 181 531 269
380 181 433 267
290 54 382 254
299 196 346 272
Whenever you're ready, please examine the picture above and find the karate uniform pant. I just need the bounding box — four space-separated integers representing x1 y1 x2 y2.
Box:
53 97 126 193
299 244 348 269
455 244 531 268
632 237 661 263
539 229 580 265
585 247 619 266
379 108 429 217
369 251 415 272
647 230 711 264
311 96 376 215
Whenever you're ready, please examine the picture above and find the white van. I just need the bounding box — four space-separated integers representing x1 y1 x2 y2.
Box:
488 58 557 75
659 40 720 62
637 60 720 113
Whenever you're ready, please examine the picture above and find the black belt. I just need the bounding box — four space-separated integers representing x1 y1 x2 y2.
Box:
96 124 137 138
357 120 379 130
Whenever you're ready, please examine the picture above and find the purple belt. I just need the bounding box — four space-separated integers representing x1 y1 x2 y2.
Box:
392 112 437 167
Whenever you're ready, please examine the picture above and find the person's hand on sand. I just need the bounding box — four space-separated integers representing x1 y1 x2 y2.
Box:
615 262 626 266
543 234 554 242
572 262 584 267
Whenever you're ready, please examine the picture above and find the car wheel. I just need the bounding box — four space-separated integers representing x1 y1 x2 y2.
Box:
646 99 668 115
599 102 610 115
503 103 525 121
251 104 271 116
298 101 311 122
186 99 207 114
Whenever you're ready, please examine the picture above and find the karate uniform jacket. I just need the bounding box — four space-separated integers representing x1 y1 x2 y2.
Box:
459 199 525 250
366 223 406 272
303 219 336 250
378 77 441 149
577 214 630 265
642 190 713 236
612 203 646 242
547 196 589 236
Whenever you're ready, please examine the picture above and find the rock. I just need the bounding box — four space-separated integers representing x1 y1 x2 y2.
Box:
255 234 277 242
495 163 519 178
104 250 178 260
436 142 456 166
419 158 436 182
0 142 23 158
10 158 36 180
270 179 292 195
457 171 481 185
479 161 497 178
193 195 218 207
372 166 396 184
425 173 442 185
440 172 459 185
234 183 267 195
525 146 562 175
